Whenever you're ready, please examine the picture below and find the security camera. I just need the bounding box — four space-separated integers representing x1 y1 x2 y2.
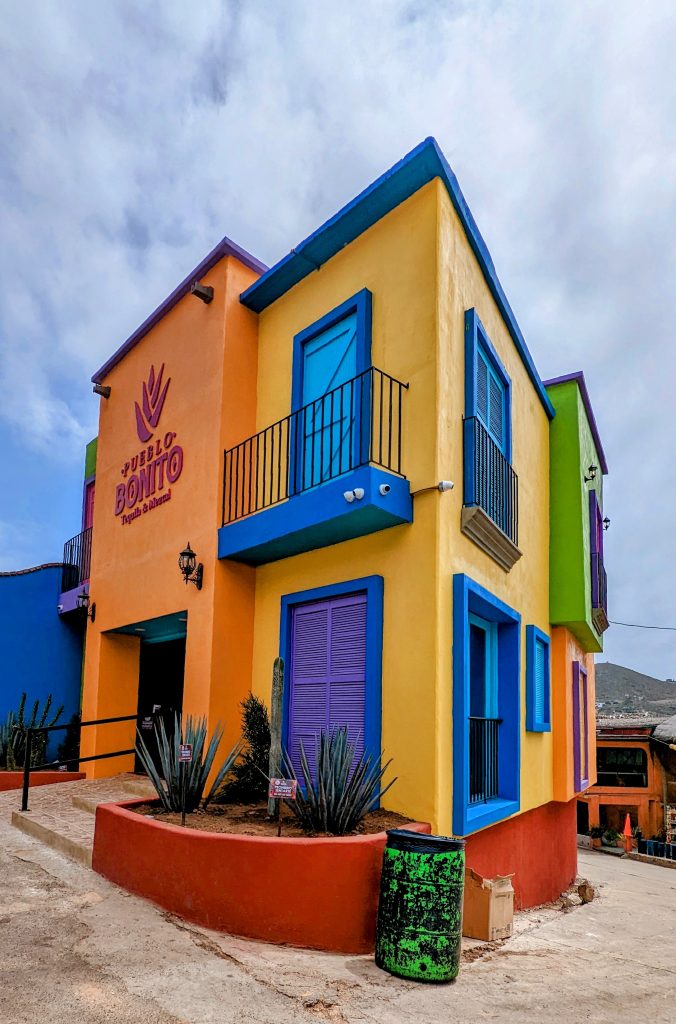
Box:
92 384 111 399
343 491 355 503
56 604 63 613
438 480 454 492
191 281 214 304
379 483 391 496
353 488 365 500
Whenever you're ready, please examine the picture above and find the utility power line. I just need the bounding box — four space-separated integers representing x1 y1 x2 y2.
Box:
609 620 676 632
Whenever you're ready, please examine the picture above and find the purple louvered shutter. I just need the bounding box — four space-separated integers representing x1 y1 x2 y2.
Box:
288 593 367 780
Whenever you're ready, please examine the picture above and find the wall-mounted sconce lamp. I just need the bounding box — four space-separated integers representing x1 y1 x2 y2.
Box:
603 516 611 531
76 589 96 622
178 542 203 590
584 464 598 483
190 282 214 304
92 384 111 399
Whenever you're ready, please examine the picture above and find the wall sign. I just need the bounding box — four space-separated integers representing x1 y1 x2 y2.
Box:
114 363 184 525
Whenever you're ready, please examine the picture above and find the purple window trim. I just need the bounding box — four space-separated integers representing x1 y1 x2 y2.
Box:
572 662 589 792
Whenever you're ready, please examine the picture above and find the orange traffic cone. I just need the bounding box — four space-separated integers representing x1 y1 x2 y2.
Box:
623 813 633 853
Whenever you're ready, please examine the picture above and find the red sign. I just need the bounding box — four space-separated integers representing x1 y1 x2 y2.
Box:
178 744 193 763
268 778 298 800
114 364 184 524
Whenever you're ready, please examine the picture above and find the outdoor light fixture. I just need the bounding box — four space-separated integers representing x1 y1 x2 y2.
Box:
178 542 203 590
92 384 111 399
584 464 598 483
76 589 96 622
603 516 611 531
190 282 214 304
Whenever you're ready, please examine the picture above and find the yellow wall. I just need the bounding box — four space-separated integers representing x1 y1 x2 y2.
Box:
249 179 555 834
250 183 442 827
81 255 260 775
435 183 552 830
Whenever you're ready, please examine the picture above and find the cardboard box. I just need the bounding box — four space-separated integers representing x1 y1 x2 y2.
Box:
463 868 514 941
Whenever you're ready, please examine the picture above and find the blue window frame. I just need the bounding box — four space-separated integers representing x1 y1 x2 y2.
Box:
279 574 383 767
464 309 512 460
290 290 372 490
525 626 551 732
453 573 521 835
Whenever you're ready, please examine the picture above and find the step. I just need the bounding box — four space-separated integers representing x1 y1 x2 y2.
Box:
11 807 95 867
121 777 156 798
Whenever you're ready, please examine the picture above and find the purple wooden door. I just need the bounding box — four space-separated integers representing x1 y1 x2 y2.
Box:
288 593 367 780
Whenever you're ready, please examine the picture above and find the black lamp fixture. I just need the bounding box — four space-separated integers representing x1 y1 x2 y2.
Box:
190 281 214 304
178 542 203 590
92 383 111 399
603 516 611 531
76 589 96 622
584 464 598 483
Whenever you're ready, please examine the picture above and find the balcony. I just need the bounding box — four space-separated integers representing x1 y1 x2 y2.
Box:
468 716 500 805
59 527 92 613
591 552 609 633
218 367 413 565
461 417 521 572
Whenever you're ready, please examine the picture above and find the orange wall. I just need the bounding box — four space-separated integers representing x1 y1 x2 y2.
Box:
81 255 260 775
551 626 596 802
584 739 666 838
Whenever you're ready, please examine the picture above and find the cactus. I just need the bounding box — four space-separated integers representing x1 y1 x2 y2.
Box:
267 657 285 818
0 711 16 769
7 693 64 769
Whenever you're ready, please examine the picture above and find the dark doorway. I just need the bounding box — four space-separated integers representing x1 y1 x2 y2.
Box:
576 799 589 834
135 637 186 775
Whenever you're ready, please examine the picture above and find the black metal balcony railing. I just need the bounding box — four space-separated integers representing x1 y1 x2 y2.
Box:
61 527 92 593
222 367 408 525
469 716 500 805
591 553 608 616
463 417 518 546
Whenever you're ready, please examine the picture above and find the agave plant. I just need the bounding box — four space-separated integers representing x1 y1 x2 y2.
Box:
136 713 242 813
282 727 396 835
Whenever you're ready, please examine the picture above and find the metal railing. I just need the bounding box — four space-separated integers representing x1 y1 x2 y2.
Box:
591 553 608 615
463 417 518 545
61 526 92 592
17 713 145 812
222 366 408 525
469 716 500 805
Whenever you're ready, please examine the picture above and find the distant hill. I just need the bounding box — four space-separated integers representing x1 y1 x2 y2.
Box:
595 662 676 717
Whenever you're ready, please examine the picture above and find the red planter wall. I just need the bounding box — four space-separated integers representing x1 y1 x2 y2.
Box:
0 771 86 792
93 800 430 953
464 798 578 909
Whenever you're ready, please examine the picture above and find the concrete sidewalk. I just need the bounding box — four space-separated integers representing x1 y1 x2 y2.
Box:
0 813 674 1024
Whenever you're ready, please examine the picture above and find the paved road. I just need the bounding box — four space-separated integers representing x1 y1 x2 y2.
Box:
0 813 674 1024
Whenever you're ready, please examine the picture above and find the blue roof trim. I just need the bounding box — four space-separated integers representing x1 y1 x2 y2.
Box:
240 137 555 420
92 235 267 384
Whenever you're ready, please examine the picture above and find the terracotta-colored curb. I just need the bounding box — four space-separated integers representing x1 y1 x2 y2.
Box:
0 771 86 792
93 799 430 953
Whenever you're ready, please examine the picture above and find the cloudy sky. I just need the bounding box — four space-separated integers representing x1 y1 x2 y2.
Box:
1 1 674 678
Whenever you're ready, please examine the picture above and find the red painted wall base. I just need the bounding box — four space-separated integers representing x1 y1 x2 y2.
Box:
93 800 431 953
464 798 578 909
0 771 86 792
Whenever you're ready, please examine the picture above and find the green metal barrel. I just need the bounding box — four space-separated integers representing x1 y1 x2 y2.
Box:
375 828 466 983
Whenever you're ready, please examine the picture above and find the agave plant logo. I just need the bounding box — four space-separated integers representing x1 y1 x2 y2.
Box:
135 363 171 443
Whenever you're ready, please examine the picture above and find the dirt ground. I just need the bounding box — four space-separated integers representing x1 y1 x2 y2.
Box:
135 801 411 836
0 815 674 1024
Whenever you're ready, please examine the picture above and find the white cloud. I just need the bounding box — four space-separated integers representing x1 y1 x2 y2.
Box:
0 0 675 674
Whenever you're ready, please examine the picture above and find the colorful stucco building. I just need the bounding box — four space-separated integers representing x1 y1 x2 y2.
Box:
8 138 610 908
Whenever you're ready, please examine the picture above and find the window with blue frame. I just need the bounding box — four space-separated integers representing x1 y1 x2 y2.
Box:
453 573 521 836
525 626 551 732
463 309 518 545
290 290 372 494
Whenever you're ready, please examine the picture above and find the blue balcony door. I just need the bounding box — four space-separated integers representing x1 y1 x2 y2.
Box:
298 312 358 490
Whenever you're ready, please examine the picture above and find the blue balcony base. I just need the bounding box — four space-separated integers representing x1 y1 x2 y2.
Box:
218 466 412 565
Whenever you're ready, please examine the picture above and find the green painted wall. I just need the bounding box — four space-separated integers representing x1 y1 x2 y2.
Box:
547 380 604 653
84 437 98 479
